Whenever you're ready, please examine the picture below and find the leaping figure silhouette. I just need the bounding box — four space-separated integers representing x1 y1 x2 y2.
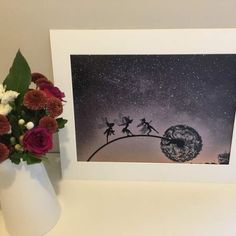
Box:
104 118 115 143
119 116 133 136
137 118 159 135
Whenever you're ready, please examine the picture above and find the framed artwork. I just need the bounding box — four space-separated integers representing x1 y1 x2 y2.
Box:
50 29 236 182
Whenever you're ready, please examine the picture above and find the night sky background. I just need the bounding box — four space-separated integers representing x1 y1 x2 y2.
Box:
71 55 236 163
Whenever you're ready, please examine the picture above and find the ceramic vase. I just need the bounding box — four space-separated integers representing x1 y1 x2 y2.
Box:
0 159 60 236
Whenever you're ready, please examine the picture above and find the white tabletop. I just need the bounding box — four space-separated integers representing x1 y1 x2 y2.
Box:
1 179 236 236
1 154 236 236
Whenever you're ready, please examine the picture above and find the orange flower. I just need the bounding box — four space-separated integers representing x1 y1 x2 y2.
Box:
0 143 9 163
0 115 10 135
46 97 63 118
23 90 47 110
39 116 58 133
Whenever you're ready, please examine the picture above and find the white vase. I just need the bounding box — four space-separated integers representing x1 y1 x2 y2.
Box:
0 159 61 236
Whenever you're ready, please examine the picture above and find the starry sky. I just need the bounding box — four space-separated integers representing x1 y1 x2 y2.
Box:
70 55 236 163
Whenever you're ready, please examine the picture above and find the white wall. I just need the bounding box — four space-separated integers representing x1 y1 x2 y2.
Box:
0 0 236 152
1 4 236 235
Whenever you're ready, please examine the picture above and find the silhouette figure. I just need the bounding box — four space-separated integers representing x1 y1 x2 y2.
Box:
119 116 133 136
104 118 115 143
137 118 159 135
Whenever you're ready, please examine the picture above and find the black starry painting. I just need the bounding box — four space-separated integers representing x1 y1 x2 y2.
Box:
70 55 236 164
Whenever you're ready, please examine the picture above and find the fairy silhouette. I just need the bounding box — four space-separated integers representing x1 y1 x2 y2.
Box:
103 118 115 143
137 118 159 135
119 116 133 136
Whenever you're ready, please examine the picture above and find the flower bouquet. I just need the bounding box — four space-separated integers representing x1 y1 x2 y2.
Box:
0 50 67 165
0 51 67 236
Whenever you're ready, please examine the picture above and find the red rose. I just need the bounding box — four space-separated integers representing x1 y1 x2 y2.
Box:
23 127 53 155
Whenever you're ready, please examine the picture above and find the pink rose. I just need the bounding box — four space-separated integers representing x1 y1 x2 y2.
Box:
23 127 53 155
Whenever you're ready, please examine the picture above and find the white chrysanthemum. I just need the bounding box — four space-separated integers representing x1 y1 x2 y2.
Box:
0 103 12 115
1 90 19 104
0 84 6 99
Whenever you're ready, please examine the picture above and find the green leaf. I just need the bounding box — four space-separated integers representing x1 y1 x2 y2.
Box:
3 50 31 104
23 152 42 165
56 118 68 129
9 152 22 165
11 158 21 165
8 113 22 138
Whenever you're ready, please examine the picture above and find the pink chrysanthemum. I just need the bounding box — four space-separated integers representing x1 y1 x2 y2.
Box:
46 97 63 118
0 143 9 163
0 115 10 135
23 90 47 110
39 116 58 133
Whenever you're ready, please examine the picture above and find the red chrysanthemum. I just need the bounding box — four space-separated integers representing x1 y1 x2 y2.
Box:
46 97 63 118
31 73 47 83
0 115 10 135
39 116 58 133
35 78 53 88
0 143 10 163
23 90 47 110
40 84 65 101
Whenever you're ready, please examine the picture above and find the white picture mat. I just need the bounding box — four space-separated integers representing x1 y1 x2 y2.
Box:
50 29 236 182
